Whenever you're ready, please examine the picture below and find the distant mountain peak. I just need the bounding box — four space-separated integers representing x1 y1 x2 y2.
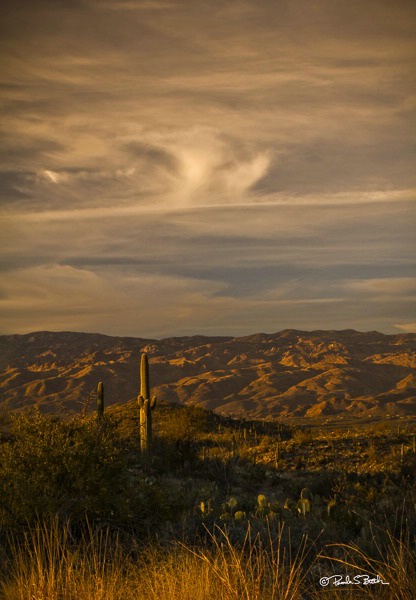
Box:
0 329 414 419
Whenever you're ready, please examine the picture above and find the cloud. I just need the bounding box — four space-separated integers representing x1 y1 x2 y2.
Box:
143 127 271 207
343 278 416 296
2 196 414 336
4 261 412 338
0 0 415 336
0 263 229 336
101 1 177 10
394 322 416 333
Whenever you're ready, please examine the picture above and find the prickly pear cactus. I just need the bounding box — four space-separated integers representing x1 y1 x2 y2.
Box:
300 487 312 500
138 353 157 455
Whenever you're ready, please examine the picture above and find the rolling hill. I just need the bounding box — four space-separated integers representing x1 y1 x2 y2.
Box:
0 329 415 419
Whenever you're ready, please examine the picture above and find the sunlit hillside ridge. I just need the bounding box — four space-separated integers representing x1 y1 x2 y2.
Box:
1 328 415 420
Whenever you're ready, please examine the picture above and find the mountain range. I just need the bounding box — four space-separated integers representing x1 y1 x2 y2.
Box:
0 329 415 420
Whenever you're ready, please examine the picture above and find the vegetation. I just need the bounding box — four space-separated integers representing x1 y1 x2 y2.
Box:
138 353 157 455
0 354 415 598
96 381 104 420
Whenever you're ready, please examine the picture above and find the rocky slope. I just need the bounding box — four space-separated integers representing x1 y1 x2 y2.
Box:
0 329 415 419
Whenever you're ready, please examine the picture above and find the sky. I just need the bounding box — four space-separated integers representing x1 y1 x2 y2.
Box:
1 0 415 338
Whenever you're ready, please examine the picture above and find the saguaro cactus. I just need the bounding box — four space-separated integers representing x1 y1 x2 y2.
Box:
275 439 281 470
97 381 104 419
138 353 157 454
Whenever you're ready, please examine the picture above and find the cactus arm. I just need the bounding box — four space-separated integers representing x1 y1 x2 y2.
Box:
140 354 150 400
150 396 157 410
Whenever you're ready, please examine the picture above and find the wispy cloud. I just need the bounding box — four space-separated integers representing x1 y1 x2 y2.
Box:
0 0 415 335
395 322 416 333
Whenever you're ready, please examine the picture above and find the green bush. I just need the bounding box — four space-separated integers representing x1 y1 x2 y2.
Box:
0 408 131 528
0 406 205 541
156 404 210 442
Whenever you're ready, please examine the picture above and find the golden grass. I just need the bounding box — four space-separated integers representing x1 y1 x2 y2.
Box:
2 520 130 600
316 519 416 600
1 520 311 600
1 518 414 600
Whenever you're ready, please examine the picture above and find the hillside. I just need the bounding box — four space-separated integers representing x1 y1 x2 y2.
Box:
0 329 415 419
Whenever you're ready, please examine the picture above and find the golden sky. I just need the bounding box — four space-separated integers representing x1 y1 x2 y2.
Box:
1 0 415 337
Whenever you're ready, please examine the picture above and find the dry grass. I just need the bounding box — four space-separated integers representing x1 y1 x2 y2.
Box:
2 518 414 600
2 520 131 600
315 519 416 600
1 520 311 600
178 524 312 600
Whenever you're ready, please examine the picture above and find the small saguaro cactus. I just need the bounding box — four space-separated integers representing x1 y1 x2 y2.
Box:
97 381 104 419
138 353 157 454
275 439 281 470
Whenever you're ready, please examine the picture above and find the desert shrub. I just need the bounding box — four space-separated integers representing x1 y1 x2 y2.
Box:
0 401 11 439
0 408 131 528
291 427 315 445
156 403 211 442
0 407 185 534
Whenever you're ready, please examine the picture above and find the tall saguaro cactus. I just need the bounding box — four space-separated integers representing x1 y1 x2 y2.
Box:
138 353 157 454
97 381 104 419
